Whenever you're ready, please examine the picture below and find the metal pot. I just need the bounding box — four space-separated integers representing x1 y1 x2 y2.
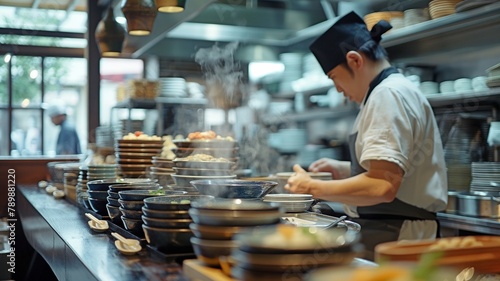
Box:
446 190 460 213
457 191 500 218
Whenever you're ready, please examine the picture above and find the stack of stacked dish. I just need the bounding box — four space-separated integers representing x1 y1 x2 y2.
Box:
263 193 315 213
470 162 500 194
453 78 473 93
230 224 362 280
142 195 213 254
188 199 282 267
159 77 187 97
87 179 122 217
363 11 404 31
105 179 160 228
87 164 117 181
429 0 461 19
419 81 439 95
439 80 455 94
76 166 89 208
115 138 163 178
403 8 430 26
486 63 500 88
150 156 176 187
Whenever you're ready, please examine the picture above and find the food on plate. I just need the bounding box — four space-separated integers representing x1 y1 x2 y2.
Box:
175 153 231 163
170 199 191 204
261 224 335 249
186 130 234 141
122 131 161 140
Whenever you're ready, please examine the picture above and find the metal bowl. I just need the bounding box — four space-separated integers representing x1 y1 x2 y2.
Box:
190 179 278 199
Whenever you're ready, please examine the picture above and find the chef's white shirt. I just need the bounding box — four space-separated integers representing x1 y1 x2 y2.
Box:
345 73 448 240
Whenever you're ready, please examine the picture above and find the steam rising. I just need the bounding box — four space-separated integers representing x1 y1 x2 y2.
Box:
194 42 243 106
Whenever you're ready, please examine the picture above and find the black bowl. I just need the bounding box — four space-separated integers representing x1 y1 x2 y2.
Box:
118 189 186 201
121 216 143 235
108 183 160 193
190 180 278 199
141 207 191 219
142 225 193 253
141 216 192 228
106 204 121 222
119 207 143 219
190 237 239 267
118 199 144 211
88 198 108 215
107 196 120 207
143 195 214 211
87 178 154 191
87 190 109 200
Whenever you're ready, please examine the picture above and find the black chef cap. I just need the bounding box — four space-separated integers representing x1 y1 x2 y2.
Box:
309 11 392 74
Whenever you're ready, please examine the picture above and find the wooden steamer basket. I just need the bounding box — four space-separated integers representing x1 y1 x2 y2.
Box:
374 236 500 273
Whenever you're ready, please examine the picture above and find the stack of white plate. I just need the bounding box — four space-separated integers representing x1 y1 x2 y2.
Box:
471 76 489 92
439 80 455 94
302 52 323 77
419 81 439 95
87 164 117 181
454 78 473 93
486 63 500 88
429 0 461 19
159 77 187 97
279 53 303 93
263 193 315 213
403 8 430 26
470 162 500 194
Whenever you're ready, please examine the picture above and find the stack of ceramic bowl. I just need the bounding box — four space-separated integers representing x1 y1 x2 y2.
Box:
275 172 332 194
87 164 117 181
150 156 176 187
76 166 89 208
159 77 187 98
279 53 303 93
230 225 362 281
115 138 163 178
105 179 160 228
142 194 213 254
263 193 315 213
87 179 119 217
429 0 461 19
363 11 404 31
188 199 282 267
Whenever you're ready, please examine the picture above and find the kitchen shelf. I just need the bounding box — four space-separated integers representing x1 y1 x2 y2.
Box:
426 88 500 108
381 1 500 65
272 84 333 99
261 106 358 125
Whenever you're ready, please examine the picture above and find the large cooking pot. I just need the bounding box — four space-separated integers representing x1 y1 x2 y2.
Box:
457 191 500 218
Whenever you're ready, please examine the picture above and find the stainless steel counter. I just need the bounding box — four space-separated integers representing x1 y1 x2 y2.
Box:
438 212 500 235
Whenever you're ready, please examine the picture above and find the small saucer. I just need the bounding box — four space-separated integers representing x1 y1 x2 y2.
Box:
87 220 109 232
114 240 141 255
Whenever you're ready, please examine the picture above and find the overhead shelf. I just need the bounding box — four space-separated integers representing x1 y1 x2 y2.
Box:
426 88 500 108
261 106 358 125
381 1 500 65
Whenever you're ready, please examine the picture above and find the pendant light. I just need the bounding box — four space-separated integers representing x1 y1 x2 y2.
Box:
156 0 186 13
95 6 126 56
121 0 157 36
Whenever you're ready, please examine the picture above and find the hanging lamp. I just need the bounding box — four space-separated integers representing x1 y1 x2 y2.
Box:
156 0 186 13
121 0 157 36
95 6 126 56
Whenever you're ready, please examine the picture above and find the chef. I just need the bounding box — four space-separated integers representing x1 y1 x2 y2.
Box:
285 11 448 260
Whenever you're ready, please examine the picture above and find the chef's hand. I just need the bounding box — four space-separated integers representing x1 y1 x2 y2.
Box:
308 158 350 179
284 164 313 194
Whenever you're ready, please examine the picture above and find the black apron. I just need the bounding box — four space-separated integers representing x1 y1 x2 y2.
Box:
318 67 438 260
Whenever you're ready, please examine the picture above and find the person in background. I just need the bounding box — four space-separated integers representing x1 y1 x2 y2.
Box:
284 11 448 260
46 102 82 155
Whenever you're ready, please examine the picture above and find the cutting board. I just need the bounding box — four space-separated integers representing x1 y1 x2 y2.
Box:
183 259 235 281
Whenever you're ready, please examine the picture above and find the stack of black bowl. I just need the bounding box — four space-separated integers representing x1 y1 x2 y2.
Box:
141 194 213 255
188 199 283 267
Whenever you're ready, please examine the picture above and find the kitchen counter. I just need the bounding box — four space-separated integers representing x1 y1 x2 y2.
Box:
17 185 189 281
438 212 500 236
17 185 376 281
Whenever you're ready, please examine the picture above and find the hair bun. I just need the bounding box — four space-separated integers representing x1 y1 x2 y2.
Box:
370 20 392 43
